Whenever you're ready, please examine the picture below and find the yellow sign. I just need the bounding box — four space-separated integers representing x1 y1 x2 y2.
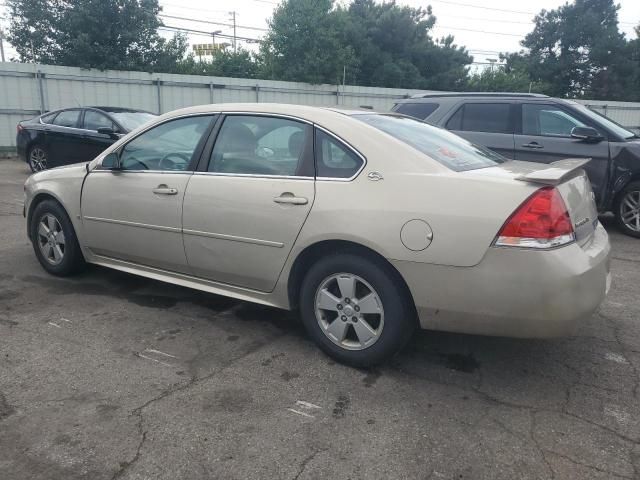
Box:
192 43 225 56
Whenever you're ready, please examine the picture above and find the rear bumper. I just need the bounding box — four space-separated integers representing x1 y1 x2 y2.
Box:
393 223 611 338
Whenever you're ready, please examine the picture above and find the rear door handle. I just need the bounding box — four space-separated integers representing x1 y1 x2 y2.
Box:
153 185 178 195
273 193 308 205
522 142 544 149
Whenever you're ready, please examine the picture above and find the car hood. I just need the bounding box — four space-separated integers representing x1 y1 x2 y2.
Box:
27 162 88 185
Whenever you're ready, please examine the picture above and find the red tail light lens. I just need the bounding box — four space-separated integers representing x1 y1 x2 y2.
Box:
17 124 24 134
495 187 575 249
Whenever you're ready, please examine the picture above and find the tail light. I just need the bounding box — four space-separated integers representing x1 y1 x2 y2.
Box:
17 124 24 134
494 186 575 249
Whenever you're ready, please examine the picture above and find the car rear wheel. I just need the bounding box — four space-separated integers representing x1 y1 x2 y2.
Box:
30 200 85 276
614 181 640 238
28 145 49 172
299 252 415 367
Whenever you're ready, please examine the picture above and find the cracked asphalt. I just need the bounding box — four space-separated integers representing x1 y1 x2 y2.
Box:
1 157 639 480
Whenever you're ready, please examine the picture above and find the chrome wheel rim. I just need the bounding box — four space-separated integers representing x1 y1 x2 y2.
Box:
37 214 65 265
29 148 47 171
620 190 640 233
314 273 384 351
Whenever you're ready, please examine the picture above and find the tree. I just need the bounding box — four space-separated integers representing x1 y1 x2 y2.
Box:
505 0 628 99
259 0 356 84
176 49 260 79
464 66 547 93
6 0 187 71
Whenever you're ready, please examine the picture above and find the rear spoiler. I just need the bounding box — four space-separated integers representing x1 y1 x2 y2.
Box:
515 158 591 186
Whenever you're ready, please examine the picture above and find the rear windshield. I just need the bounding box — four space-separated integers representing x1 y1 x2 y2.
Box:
355 114 507 172
110 112 157 131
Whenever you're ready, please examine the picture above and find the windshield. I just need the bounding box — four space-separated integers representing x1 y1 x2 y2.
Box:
354 114 507 172
110 111 157 131
571 103 637 140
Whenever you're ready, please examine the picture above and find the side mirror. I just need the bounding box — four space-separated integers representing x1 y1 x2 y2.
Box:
571 126 603 143
97 127 120 139
101 152 121 170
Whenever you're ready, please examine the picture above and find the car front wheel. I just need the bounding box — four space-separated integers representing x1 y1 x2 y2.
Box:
614 181 640 238
299 252 415 367
30 199 85 276
27 145 49 172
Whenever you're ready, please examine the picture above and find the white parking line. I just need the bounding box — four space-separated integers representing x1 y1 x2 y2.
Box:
296 400 321 409
287 408 315 418
144 348 177 358
136 353 173 367
47 322 61 328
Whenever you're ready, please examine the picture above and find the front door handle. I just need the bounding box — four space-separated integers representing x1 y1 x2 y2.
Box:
273 193 308 205
522 142 544 149
153 185 178 195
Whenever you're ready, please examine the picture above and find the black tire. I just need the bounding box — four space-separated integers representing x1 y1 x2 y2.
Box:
613 181 640 238
27 144 49 172
30 199 85 276
299 252 416 367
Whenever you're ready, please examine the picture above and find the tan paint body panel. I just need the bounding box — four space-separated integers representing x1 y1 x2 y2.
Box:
24 103 611 338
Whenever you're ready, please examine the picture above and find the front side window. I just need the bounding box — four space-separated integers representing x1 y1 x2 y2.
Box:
209 115 311 176
315 130 363 179
52 110 81 128
356 113 506 172
522 104 587 137
447 103 511 134
84 110 115 131
394 102 439 120
118 116 212 171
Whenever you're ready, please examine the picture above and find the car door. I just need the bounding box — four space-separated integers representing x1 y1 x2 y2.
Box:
514 103 610 203
79 109 120 161
182 114 315 292
45 109 85 167
81 115 215 272
445 102 516 159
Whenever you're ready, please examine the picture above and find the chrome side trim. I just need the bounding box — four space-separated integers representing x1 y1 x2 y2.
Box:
192 172 313 180
90 169 193 175
83 216 181 233
183 228 284 248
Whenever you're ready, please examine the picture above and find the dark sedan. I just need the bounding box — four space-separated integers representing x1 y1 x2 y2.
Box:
17 107 157 171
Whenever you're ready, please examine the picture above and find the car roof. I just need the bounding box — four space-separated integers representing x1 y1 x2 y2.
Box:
161 103 383 124
408 92 549 99
88 106 155 114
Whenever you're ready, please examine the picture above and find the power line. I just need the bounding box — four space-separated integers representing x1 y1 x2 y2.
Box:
159 13 267 32
436 25 525 37
159 25 263 44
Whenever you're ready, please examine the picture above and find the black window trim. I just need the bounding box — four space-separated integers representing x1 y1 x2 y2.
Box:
393 102 440 121
515 102 609 140
445 101 517 134
95 113 217 173
196 112 317 180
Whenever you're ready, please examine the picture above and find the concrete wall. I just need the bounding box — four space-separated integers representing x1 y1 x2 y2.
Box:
1 61 639 149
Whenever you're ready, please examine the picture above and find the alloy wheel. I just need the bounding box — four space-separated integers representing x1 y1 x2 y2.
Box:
620 190 640 233
314 273 384 351
29 147 48 171
37 214 66 265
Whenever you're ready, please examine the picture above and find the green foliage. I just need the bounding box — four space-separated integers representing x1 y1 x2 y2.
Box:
6 0 187 71
176 49 260 79
464 67 547 93
505 0 637 100
259 0 356 84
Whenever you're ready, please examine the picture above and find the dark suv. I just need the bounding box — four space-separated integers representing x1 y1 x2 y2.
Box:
392 93 640 237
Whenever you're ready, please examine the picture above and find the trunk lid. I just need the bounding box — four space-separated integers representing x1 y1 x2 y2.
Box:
468 159 599 246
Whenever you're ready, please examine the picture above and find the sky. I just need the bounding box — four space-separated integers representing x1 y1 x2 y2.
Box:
1 0 639 69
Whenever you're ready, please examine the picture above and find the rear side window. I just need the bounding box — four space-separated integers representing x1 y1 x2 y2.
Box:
315 130 363 179
52 110 81 128
446 103 511 134
394 103 439 120
40 112 57 124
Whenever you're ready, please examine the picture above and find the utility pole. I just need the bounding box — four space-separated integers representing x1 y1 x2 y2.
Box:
0 29 5 63
229 11 237 52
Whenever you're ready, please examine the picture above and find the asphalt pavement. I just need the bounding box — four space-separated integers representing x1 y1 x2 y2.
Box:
1 157 639 480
